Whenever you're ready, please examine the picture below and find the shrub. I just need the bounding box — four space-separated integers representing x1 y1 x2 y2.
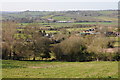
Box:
53 36 88 61
113 52 120 61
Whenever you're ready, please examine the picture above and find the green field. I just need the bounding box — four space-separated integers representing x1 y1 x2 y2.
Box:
66 27 95 32
2 60 118 78
52 16 72 21
20 22 116 28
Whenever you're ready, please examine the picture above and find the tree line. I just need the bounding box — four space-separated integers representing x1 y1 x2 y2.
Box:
2 21 120 61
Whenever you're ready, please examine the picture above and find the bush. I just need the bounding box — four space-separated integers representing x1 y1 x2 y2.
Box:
2 43 10 60
86 35 115 61
53 36 89 61
113 52 120 61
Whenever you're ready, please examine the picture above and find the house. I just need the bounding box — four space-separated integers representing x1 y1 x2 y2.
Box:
80 33 90 35
47 18 54 21
103 48 118 53
56 21 73 23
44 33 54 38
106 32 120 37
82 28 95 33
80 28 100 35
114 32 120 37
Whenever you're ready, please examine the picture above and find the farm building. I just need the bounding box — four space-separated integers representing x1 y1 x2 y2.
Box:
80 28 99 35
56 21 73 23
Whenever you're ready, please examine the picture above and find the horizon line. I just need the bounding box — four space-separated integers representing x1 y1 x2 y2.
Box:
1 9 118 12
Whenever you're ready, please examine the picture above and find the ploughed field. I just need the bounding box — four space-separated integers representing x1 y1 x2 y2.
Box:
2 60 118 78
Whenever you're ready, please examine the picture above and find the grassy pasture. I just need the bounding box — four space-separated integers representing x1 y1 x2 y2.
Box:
2 60 118 78
99 11 117 15
114 42 119 47
94 16 118 21
109 37 120 47
45 30 60 33
66 27 95 32
41 15 54 19
14 34 32 39
52 16 72 21
20 22 116 28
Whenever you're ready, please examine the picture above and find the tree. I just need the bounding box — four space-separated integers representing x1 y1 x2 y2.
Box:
53 36 87 61
87 35 114 61
32 37 51 60
23 24 51 60
13 41 33 60
2 42 10 60
2 21 17 59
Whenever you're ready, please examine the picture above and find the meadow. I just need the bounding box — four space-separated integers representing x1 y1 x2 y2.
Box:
2 60 118 78
20 22 116 28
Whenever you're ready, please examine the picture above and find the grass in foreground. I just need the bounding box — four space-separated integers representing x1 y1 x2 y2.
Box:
2 60 118 78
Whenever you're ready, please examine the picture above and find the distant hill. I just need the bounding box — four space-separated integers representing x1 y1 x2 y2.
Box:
2 10 118 23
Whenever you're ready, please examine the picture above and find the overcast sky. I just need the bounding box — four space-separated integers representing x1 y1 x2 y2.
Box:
1 0 119 11
1 0 119 2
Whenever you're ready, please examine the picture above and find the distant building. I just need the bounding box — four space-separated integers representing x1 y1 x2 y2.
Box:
56 21 73 23
47 18 54 21
114 32 120 37
80 28 100 35
44 33 54 38
103 48 118 53
105 32 120 37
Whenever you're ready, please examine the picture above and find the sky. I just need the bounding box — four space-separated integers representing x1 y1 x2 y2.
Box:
1 0 120 2
0 0 119 11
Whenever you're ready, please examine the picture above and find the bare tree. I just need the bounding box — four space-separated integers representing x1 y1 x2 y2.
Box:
2 21 17 59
